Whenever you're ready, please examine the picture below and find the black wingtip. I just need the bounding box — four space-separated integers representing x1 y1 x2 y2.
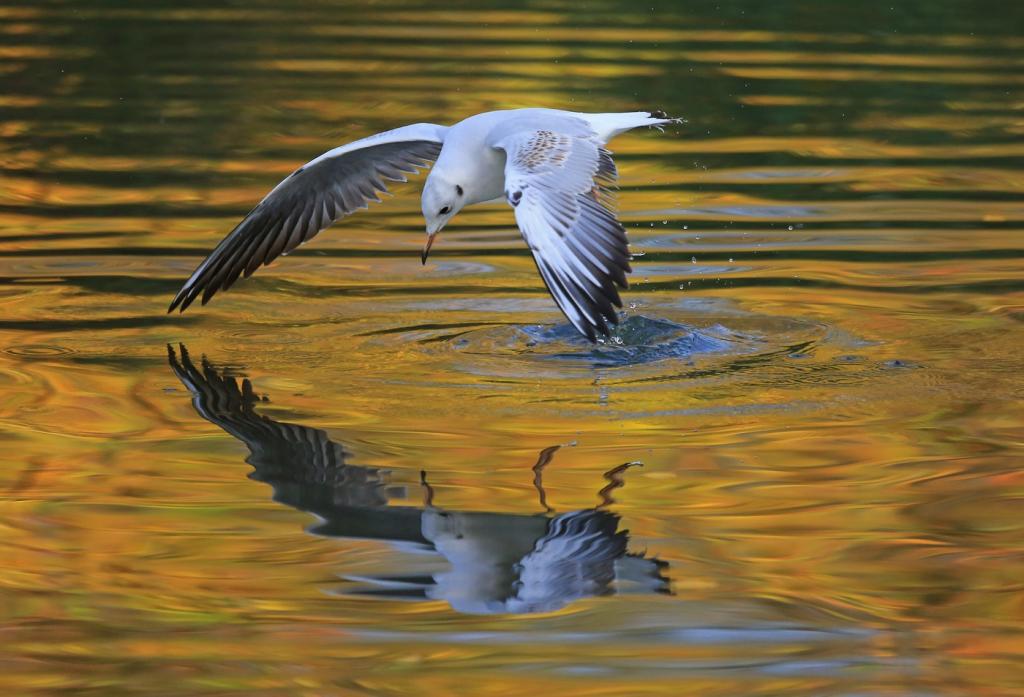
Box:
167 289 190 314
172 287 202 314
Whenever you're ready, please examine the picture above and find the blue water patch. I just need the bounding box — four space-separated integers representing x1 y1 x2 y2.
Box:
518 315 740 367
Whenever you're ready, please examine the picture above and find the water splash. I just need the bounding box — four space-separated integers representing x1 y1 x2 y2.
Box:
518 315 741 367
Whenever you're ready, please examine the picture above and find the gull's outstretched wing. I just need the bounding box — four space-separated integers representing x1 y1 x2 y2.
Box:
491 119 630 341
169 122 448 312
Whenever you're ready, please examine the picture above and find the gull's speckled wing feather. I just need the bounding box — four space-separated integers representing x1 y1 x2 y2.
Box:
491 118 630 341
169 122 447 312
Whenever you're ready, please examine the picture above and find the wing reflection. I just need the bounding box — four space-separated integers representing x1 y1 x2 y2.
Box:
169 344 669 614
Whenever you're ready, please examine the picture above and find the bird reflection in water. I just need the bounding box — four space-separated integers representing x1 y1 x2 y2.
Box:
168 345 669 615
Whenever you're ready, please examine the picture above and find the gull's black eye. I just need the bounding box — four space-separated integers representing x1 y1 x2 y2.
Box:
455 185 464 196
439 206 450 215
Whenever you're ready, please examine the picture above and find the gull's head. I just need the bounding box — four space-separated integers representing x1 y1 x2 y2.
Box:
420 175 465 264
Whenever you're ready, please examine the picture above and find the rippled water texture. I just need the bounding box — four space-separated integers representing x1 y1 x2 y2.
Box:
2 1 1024 694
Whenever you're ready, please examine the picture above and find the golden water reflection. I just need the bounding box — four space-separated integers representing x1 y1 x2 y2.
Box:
1 0 1024 694
169 345 669 616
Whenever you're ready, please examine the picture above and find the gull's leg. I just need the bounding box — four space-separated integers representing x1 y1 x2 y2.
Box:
419 470 436 508
530 445 561 513
597 461 643 509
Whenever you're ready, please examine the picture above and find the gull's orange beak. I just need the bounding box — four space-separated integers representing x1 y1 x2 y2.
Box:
421 233 437 265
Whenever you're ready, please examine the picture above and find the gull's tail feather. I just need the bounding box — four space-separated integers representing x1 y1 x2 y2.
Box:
646 109 686 132
581 111 684 143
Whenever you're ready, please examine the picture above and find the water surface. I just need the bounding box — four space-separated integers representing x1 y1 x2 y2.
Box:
2 0 1023 694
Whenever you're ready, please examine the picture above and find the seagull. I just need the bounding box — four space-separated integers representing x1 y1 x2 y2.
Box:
168 108 681 341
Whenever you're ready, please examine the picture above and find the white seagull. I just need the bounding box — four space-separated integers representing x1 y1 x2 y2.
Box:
168 108 680 340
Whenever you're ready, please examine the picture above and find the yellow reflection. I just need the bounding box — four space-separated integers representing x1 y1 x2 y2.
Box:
1 2 1023 693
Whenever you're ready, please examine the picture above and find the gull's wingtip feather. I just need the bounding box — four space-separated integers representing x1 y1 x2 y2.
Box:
164 125 446 316
168 290 188 314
